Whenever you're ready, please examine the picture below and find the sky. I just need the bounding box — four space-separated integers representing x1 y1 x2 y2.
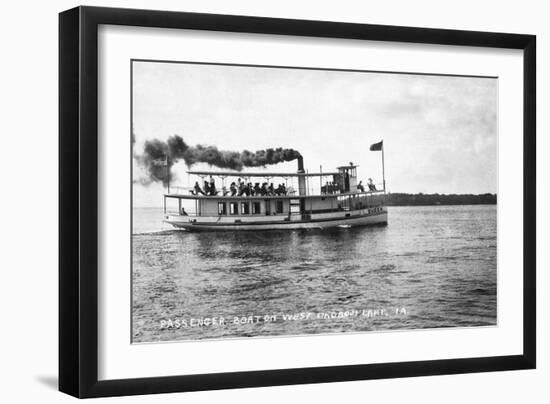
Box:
132 60 497 207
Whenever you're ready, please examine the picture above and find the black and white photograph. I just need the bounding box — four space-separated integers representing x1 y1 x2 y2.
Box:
0 0 542 401
131 60 497 343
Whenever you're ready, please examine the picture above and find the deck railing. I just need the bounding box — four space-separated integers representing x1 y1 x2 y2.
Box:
166 185 385 197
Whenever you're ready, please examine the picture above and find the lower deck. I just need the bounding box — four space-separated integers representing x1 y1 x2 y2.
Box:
164 206 387 231
163 191 387 231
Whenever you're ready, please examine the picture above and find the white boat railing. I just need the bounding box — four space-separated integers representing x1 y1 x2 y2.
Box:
166 184 385 197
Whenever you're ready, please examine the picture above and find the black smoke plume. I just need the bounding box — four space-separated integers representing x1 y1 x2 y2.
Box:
135 135 301 186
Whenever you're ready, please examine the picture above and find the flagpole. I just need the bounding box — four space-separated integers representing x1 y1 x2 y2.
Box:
382 143 386 193
320 165 322 194
166 154 170 194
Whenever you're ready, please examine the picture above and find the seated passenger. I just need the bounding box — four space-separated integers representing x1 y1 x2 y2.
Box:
268 183 275 195
180 207 188 216
367 178 377 191
237 179 245 196
204 181 211 195
230 182 237 196
254 183 261 195
193 181 205 195
357 180 365 192
260 183 268 196
222 186 229 196
209 176 217 195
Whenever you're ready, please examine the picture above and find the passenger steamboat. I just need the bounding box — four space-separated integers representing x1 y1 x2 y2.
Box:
163 147 388 231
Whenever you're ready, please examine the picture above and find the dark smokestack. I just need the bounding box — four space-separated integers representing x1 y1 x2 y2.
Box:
297 155 306 198
134 135 302 186
297 155 304 173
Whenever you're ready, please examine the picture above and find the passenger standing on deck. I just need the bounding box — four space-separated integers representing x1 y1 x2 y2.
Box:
209 176 217 195
344 170 350 192
237 178 245 196
357 181 365 192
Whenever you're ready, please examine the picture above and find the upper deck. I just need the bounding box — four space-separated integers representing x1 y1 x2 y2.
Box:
169 162 383 200
164 189 383 200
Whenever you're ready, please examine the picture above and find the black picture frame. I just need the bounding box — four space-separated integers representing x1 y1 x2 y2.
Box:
59 6 536 398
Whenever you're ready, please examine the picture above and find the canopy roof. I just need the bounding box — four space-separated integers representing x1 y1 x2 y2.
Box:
187 170 340 178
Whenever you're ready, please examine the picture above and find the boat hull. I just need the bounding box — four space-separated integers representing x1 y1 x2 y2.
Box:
164 207 387 231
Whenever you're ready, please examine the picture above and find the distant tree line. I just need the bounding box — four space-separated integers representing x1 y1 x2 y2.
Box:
384 193 497 206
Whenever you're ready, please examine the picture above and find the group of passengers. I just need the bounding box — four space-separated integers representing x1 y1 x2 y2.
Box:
228 179 288 197
191 176 289 197
323 181 341 194
323 178 377 194
191 176 219 196
191 175 378 197
357 178 377 192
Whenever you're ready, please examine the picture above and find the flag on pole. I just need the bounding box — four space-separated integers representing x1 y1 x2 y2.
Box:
369 140 383 151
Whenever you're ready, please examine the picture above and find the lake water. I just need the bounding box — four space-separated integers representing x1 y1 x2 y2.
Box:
132 205 497 343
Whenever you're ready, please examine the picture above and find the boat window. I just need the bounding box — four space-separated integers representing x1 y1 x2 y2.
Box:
241 202 250 214
218 202 227 215
252 202 261 214
276 200 284 214
229 202 238 215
